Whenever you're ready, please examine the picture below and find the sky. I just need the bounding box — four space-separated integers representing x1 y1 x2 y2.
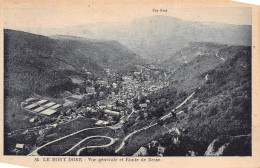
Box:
3 0 252 30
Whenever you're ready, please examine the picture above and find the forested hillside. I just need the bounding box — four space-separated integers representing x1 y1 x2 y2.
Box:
4 29 141 98
182 46 251 154
163 43 250 92
136 44 251 156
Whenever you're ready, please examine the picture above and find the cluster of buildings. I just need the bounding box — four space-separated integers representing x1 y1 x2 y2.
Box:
20 64 171 128
11 63 173 155
22 98 62 118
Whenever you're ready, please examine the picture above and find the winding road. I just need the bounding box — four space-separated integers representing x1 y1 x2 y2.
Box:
28 126 107 156
161 92 195 120
115 123 157 153
126 110 136 121
115 92 195 154
76 136 115 156
215 50 226 61
28 92 195 156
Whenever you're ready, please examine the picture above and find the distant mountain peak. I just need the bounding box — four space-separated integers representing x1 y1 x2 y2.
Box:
132 15 182 23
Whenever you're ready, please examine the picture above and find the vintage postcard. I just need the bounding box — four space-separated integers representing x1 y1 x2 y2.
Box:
0 0 259 167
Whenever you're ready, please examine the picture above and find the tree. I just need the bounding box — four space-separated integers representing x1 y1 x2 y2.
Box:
171 111 176 118
158 119 164 126
208 105 218 117
155 107 165 118
115 100 120 107
97 110 105 118
140 97 146 104
139 110 145 120
113 115 120 123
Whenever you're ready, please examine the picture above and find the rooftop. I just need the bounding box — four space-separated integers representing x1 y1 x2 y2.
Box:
40 109 57 116
104 109 120 115
34 106 46 113
37 99 49 105
43 102 56 108
50 104 62 109
25 103 39 110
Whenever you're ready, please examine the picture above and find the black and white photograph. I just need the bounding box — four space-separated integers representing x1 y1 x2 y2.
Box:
3 0 253 158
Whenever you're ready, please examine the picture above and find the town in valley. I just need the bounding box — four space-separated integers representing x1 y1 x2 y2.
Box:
4 8 252 157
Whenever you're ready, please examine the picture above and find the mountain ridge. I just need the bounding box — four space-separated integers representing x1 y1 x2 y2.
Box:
14 15 251 61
